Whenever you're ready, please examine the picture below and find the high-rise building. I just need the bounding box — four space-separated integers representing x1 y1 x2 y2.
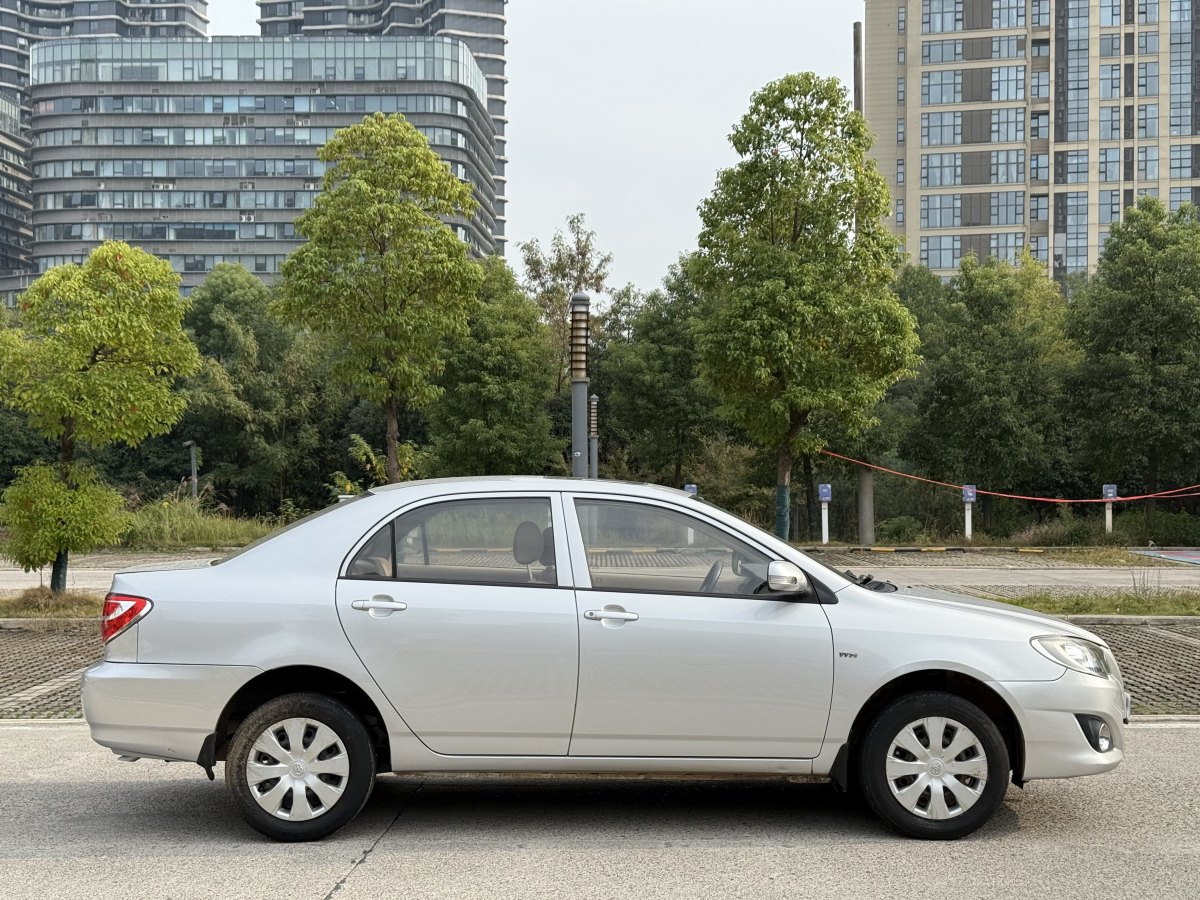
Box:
0 92 31 277
0 1 209 106
864 1 1197 279
257 1 508 249
27 36 499 292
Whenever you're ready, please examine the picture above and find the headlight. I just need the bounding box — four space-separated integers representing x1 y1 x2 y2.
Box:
1032 636 1113 679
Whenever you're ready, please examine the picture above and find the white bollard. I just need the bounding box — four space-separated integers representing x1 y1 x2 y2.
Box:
821 502 830 545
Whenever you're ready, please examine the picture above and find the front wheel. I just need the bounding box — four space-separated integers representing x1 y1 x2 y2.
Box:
226 692 376 842
857 691 1010 840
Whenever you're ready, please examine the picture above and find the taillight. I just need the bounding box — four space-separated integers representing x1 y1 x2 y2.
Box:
101 593 152 643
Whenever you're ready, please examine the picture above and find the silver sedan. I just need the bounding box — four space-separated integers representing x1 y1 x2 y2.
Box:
83 478 1129 841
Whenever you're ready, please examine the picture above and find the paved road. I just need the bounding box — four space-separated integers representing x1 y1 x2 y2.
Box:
6 556 1200 595
866 565 1200 589
2 722 1198 899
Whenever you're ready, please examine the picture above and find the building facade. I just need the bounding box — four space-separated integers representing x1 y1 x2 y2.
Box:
27 36 499 292
0 1 208 107
865 0 1200 279
257 1 508 247
0 91 30 276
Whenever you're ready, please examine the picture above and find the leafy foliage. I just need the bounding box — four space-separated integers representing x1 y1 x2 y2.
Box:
596 257 718 486
0 242 200 448
0 463 130 571
518 213 612 395
1068 197 1200 496
428 257 562 476
903 253 1075 498
692 73 919 537
274 113 483 482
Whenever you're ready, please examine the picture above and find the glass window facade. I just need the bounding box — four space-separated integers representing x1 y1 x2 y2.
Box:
27 37 498 288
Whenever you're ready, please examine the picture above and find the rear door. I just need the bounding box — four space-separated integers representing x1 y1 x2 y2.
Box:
335 493 579 756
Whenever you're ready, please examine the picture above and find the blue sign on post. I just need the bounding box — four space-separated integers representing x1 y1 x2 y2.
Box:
1103 484 1119 500
683 484 699 498
818 483 832 503
963 484 977 504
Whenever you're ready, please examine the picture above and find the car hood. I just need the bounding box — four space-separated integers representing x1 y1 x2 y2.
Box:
874 585 1104 645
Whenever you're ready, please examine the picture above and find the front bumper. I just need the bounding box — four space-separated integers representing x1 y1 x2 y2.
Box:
1000 669 1128 780
82 661 259 763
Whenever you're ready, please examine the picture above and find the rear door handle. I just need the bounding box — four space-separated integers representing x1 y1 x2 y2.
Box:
350 595 408 619
584 608 639 622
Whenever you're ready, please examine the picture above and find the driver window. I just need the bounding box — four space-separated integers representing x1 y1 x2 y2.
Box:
574 499 771 597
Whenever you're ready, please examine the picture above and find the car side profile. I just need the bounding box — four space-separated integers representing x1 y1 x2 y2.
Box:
83 477 1129 841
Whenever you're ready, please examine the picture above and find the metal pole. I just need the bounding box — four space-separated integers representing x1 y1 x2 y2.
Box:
821 502 830 545
1105 502 1113 534
965 503 973 541
183 440 197 500
570 293 590 478
857 467 875 545
588 394 599 479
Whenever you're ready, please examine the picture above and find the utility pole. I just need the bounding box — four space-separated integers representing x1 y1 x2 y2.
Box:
182 440 198 500
570 293 590 478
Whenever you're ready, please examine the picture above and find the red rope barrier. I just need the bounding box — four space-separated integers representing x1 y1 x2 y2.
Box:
819 449 1200 504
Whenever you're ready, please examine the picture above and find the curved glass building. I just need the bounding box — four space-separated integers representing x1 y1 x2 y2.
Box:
28 36 498 291
257 1 507 248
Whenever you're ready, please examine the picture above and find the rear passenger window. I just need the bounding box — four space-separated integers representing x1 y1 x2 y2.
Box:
346 498 558 586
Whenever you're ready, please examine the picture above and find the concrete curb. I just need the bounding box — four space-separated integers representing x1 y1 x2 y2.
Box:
1064 615 1200 625
0 618 94 631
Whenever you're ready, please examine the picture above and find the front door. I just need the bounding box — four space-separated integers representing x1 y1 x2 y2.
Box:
335 494 578 756
565 495 834 759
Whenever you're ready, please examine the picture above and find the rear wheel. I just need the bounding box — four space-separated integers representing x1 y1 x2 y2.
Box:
226 692 375 842
857 691 1010 839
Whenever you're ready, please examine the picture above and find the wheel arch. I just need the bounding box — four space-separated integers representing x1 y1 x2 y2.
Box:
207 666 393 773
840 669 1026 786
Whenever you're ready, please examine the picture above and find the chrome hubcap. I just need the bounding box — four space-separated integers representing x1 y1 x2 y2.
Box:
885 716 988 820
246 717 350 821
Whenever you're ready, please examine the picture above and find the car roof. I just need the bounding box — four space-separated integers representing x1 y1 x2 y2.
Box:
367 476 693 500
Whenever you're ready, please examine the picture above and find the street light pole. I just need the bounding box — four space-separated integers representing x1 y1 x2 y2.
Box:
570 292 590 478
588 394 599 479
182 440 197 500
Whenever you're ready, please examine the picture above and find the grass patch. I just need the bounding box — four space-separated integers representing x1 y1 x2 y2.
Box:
1039 548 1180 567
120 498 274 550
0 586 103 618
994 590 1200 617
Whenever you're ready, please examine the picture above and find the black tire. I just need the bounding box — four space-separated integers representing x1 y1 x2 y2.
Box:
857 691 1010 840
226 692 376 842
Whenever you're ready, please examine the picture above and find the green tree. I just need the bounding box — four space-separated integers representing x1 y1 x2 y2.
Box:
692 73 919 539
597 257 719 487
274 112 484 483
0 242 200 589
1068 197 1200 503
903 253 1075 508
427 257 561 476
519 213 612 395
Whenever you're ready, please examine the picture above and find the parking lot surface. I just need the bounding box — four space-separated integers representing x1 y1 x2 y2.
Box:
1 722 1197 900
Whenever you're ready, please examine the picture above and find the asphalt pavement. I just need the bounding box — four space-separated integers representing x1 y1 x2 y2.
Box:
1 721 1197 900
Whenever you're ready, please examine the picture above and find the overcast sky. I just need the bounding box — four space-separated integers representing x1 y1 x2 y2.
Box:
209 1 863 293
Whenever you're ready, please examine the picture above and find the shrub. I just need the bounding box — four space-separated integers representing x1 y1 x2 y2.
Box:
877 515 924 544
120 496 272 549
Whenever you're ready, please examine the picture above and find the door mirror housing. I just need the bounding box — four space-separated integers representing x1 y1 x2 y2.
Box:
768 561 810 596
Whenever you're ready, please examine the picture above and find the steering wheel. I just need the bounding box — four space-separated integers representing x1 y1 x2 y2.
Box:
699 559 724 593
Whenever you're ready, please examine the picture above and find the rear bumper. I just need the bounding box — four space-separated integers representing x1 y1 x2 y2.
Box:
1000 670 1128 780
82 661 259 763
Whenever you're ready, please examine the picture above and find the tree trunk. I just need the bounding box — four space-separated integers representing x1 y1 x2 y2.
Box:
50 551 69 593
1147 446 1159 530
51 417 76 594
775 445 792 541
385 395 401 483
673 426 683 488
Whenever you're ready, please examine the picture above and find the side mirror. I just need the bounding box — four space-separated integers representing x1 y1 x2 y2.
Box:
768 561 810 596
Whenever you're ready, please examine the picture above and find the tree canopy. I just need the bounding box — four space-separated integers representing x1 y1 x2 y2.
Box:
274 112 484 482
693 73 919 538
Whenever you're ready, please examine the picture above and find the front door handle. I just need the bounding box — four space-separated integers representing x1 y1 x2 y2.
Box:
352 598 408 614
584 608 639 622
